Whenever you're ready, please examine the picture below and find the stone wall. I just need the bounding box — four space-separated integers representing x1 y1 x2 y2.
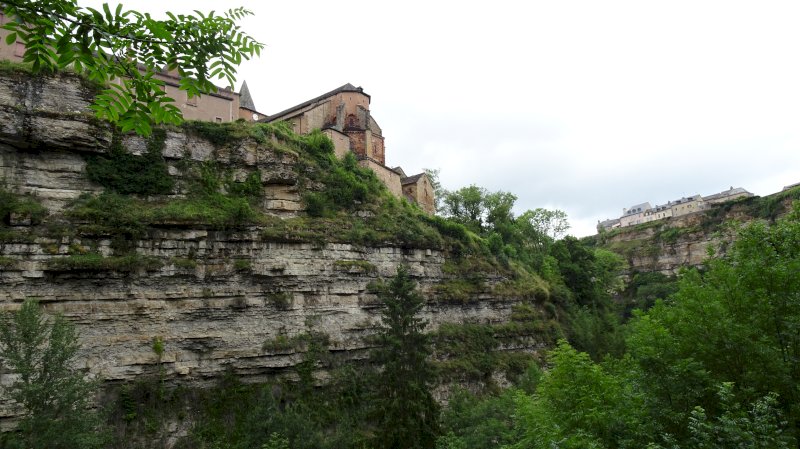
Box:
358 159 402 197
323 128 351 159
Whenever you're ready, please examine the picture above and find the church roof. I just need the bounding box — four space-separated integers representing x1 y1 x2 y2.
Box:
401 173 425 185
264 83 369 122
238 80 256 111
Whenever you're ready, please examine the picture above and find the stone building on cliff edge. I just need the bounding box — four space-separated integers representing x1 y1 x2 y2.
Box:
0 16 435 213
0 12 265 124
263 83 435 215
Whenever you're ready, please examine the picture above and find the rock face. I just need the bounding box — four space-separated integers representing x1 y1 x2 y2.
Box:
0 71 535 426
596 197 794 275
598 212 722 274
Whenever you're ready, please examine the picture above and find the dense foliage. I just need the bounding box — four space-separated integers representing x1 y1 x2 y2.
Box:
438 203 800 448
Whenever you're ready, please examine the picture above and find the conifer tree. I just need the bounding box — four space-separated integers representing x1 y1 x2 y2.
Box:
372 265 439 449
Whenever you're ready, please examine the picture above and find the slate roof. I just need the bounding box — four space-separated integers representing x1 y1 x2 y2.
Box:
264 83 369 122
670 194 703 204
598 218 620 228
401 173 425 185
623 202 652 216
238 80 256 111
702 187 751 202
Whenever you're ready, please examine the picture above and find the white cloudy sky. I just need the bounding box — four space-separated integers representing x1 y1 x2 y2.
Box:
86 0 800 236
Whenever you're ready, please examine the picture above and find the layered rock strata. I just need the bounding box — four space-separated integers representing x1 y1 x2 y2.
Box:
0 71 540 426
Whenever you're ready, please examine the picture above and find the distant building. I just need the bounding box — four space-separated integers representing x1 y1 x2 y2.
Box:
647 203 673 222
599 185 755 232
401 173 436 215
597 218 621 232
669 195 705 216
620 202 652 227
702 186 753 205
265 84 385 164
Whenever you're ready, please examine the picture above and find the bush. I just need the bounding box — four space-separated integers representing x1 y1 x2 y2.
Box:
0 187 47 225
85 130 174 195
0 300 106 448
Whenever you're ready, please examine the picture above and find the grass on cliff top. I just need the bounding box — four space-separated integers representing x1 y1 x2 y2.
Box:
260 197 453 250
68 191 262 234
0 59 104 92
182 120 301 149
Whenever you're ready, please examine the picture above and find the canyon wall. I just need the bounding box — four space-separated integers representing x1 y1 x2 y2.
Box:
0 71 543 426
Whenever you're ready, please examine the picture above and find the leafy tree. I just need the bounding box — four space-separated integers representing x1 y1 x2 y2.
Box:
626 203 800 441
621 271 679 315
2 0 263 135
0 299 105 449
517 208 569 241
509 341 652 449
438 388 520 449
372 265 440 449
441 185 487 233
551 236 597 306
682 383 791 449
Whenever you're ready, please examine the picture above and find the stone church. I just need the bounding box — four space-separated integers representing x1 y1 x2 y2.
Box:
264 84 435 214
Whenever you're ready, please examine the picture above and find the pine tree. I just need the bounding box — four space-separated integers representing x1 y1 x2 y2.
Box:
372 265 439 449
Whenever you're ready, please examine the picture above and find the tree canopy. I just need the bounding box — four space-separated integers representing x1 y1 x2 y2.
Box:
1 0 263 135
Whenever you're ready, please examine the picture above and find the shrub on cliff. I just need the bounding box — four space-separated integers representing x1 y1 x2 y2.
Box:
0 300 106 448
85 130 174 195
0 187 47 225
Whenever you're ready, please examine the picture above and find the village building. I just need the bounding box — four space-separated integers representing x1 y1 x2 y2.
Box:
263 84 435 213
0 13 264 124
597 218 621 231
599 187 754 232
702 186 754 205
647 203 673 222
784 182 800 191
619 202 651 227
669 195 705 216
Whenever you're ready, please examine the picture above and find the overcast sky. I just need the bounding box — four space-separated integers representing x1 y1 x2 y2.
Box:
87 0 800 236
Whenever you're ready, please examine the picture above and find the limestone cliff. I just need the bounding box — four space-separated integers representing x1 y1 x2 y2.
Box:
0 70 549 426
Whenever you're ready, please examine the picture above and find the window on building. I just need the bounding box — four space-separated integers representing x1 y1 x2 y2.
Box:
186 94 198 107
14 42 25 57
214 117 223 123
